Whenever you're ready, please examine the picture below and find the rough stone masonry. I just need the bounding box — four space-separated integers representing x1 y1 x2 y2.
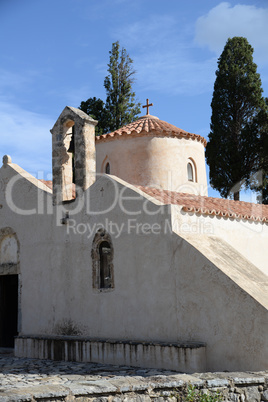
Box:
0 351 268 401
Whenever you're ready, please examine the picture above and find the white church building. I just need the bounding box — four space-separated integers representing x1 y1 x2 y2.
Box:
0 105 267 373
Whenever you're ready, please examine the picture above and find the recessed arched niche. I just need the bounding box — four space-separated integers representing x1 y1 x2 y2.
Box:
0 228 19 269
0 235 18 265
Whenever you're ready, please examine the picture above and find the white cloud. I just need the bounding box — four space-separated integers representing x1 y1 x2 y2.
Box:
114 15 177 51
0 101 53 175
135 51 216 96
114 15 216 96
195 2 268 64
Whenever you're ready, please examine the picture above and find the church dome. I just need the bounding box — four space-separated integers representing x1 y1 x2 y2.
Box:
95 114 208 195
96 114 207 146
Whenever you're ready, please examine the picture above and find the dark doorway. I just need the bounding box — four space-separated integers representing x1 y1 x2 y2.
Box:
0 275 18 347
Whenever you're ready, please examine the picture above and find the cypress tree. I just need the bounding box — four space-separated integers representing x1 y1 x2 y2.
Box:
104 41 141 132
79 41 140 134
206 37 267 200
251 98 268 204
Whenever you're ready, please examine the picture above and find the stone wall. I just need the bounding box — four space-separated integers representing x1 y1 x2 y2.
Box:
2 366 268 401
30 371 268 401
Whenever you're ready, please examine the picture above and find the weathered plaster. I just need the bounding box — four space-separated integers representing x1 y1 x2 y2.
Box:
0 168 266 371
0 107 267 373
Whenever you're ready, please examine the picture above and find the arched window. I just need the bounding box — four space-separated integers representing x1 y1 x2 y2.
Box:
99 241 112 288
187 159 197 182
105 162 110 174
187 163 194 181
91 229 114 290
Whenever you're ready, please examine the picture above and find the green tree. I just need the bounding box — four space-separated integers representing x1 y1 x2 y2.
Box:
79 41 140 135
254 172 268 204
79 97 107 136
251 98 268 204
259 130 268 204
104 41 141 132
206 37 267 200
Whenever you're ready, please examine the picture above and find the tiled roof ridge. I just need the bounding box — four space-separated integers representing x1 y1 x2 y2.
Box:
96 115 207 146
136 186 268 223
39 180 267 223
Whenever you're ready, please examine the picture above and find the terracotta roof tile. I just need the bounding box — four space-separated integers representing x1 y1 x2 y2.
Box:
96 115 207 146
39 180 267 222
136 186 268 223
40 179 52 190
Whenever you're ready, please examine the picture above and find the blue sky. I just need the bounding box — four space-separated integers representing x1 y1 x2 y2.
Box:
1 0 268 199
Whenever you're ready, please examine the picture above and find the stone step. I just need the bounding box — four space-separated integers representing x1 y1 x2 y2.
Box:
15 335 206 373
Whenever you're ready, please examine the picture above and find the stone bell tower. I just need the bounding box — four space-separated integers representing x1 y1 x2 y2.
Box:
50 106 97 204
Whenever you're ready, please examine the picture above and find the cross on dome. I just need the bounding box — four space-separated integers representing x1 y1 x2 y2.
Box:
142 99 153 115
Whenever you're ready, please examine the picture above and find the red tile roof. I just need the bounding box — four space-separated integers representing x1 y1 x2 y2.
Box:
40 179 52 190
96 115 207 146
137 186 268 223
40 180 268 223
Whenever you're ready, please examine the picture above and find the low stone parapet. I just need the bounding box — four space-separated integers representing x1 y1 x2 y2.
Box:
0 351 268 401
15 335 206 373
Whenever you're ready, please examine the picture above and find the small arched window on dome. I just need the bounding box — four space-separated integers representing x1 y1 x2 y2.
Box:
187 159 197 182
105 162 110 174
